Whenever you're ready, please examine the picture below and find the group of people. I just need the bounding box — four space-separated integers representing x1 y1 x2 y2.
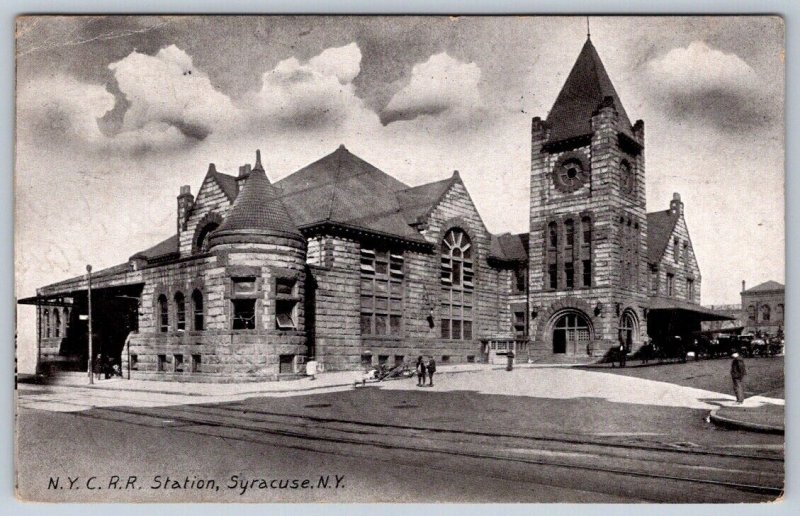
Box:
415 356 436 387
92 354 121 380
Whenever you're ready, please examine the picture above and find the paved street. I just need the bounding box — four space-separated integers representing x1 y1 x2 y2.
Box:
16 365 784 503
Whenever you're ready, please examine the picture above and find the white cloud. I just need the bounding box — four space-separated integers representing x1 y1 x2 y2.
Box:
308 42 362 84
243 42 376 131
109 44 241 139
646 41 760 97
16 73 115 146
382 52 484 124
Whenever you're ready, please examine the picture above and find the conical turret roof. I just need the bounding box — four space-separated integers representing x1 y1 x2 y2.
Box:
209 150 303 245
546 38 635 143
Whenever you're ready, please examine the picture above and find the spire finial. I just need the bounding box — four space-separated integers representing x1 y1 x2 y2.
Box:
254 149 263 171
586 16 590 39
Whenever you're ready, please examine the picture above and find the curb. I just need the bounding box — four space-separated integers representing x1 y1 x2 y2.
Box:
36 367 485 398
708 407 784 434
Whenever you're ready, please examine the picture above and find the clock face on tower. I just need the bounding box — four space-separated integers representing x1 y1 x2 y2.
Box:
620 159 635 195
552 154 589 194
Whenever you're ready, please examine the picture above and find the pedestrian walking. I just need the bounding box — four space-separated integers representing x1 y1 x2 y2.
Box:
617 333 627 368
730 352 747 403
426 357 436 387
416 356 426 387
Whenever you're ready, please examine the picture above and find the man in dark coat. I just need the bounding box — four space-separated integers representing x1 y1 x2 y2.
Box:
426 357 436 387
730 352 747 403
415 356 426 387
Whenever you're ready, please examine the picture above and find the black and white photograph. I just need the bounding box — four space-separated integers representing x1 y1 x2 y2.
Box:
13 15 785 503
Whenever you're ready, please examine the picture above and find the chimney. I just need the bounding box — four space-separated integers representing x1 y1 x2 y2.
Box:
177 184 194 236
670 192 683 215
236 163 252 193
742 280 746 293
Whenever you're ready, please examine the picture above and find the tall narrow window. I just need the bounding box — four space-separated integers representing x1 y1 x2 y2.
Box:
174 292 186 331
44 309 50 338
582 260 591 288
762 305 771 322
54 309 61 338
686 279 695 301
361 246 403 336
564 261 574 288
666 273 675 297
580 216 592 287
564 219 574 248
441 229 474 340
158 295 169 332
191 289 204 331
674 238 680 263
547 221 558 290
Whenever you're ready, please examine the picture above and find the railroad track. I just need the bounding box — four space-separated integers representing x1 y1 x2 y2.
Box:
57 401 783 500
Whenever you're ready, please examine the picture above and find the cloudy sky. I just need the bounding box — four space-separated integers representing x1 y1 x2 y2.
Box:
15 16 784 362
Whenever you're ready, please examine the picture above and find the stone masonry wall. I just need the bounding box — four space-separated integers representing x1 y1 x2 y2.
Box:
528 104 649 360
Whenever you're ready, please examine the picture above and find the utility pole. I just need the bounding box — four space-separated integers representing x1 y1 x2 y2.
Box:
87 264 93 385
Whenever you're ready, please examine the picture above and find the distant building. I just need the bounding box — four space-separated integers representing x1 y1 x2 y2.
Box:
701 304 744 334
741 281 785 336
20 36 730 381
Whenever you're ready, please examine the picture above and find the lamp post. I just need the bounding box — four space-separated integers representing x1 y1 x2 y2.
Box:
87 264 93 385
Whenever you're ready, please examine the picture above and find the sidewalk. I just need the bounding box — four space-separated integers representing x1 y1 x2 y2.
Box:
29 363 498 398
709 389 785 434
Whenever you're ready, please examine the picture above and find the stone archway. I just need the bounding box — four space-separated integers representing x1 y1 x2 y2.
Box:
550 309 593 355
618 308 639 352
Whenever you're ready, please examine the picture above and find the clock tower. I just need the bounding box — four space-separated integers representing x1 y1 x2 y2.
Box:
528 37 649 359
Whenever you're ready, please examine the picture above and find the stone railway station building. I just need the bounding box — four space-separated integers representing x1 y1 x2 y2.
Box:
22 38 729 381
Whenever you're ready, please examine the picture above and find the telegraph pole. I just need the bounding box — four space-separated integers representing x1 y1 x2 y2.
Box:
87 264 93 385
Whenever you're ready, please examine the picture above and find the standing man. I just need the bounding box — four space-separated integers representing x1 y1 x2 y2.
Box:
618 332 627 368
426 356 436 387
415 356 426 387
730 352 747 404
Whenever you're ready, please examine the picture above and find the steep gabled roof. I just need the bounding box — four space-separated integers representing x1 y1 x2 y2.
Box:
129 234 179 261
743 281 784 294
489 232 529 262
395 173 459 225
646 210 680 264
546 38 635 143
211 151 302 243
272 145 428 243
211 170 238 201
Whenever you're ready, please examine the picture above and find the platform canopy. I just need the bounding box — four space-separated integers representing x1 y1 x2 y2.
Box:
648 297 735 321
17 295 75 307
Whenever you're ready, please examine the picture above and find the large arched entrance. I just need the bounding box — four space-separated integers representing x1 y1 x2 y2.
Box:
552 311 591 355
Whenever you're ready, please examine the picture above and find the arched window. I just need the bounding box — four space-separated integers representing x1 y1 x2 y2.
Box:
563 219 575 288
564 219 574 248
175 292 186 331
547 221 558 289
548 222 558 249
158 295 169 332
192 289 204 331
552 312 591 355
776 304 784 321
747 304 756 321
195 222 219 253
54 309 61 338
619 311 637 351
620 159 634 194
762 304 771 322
43 309 50 338
581 216 592 287
441 228 474 340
